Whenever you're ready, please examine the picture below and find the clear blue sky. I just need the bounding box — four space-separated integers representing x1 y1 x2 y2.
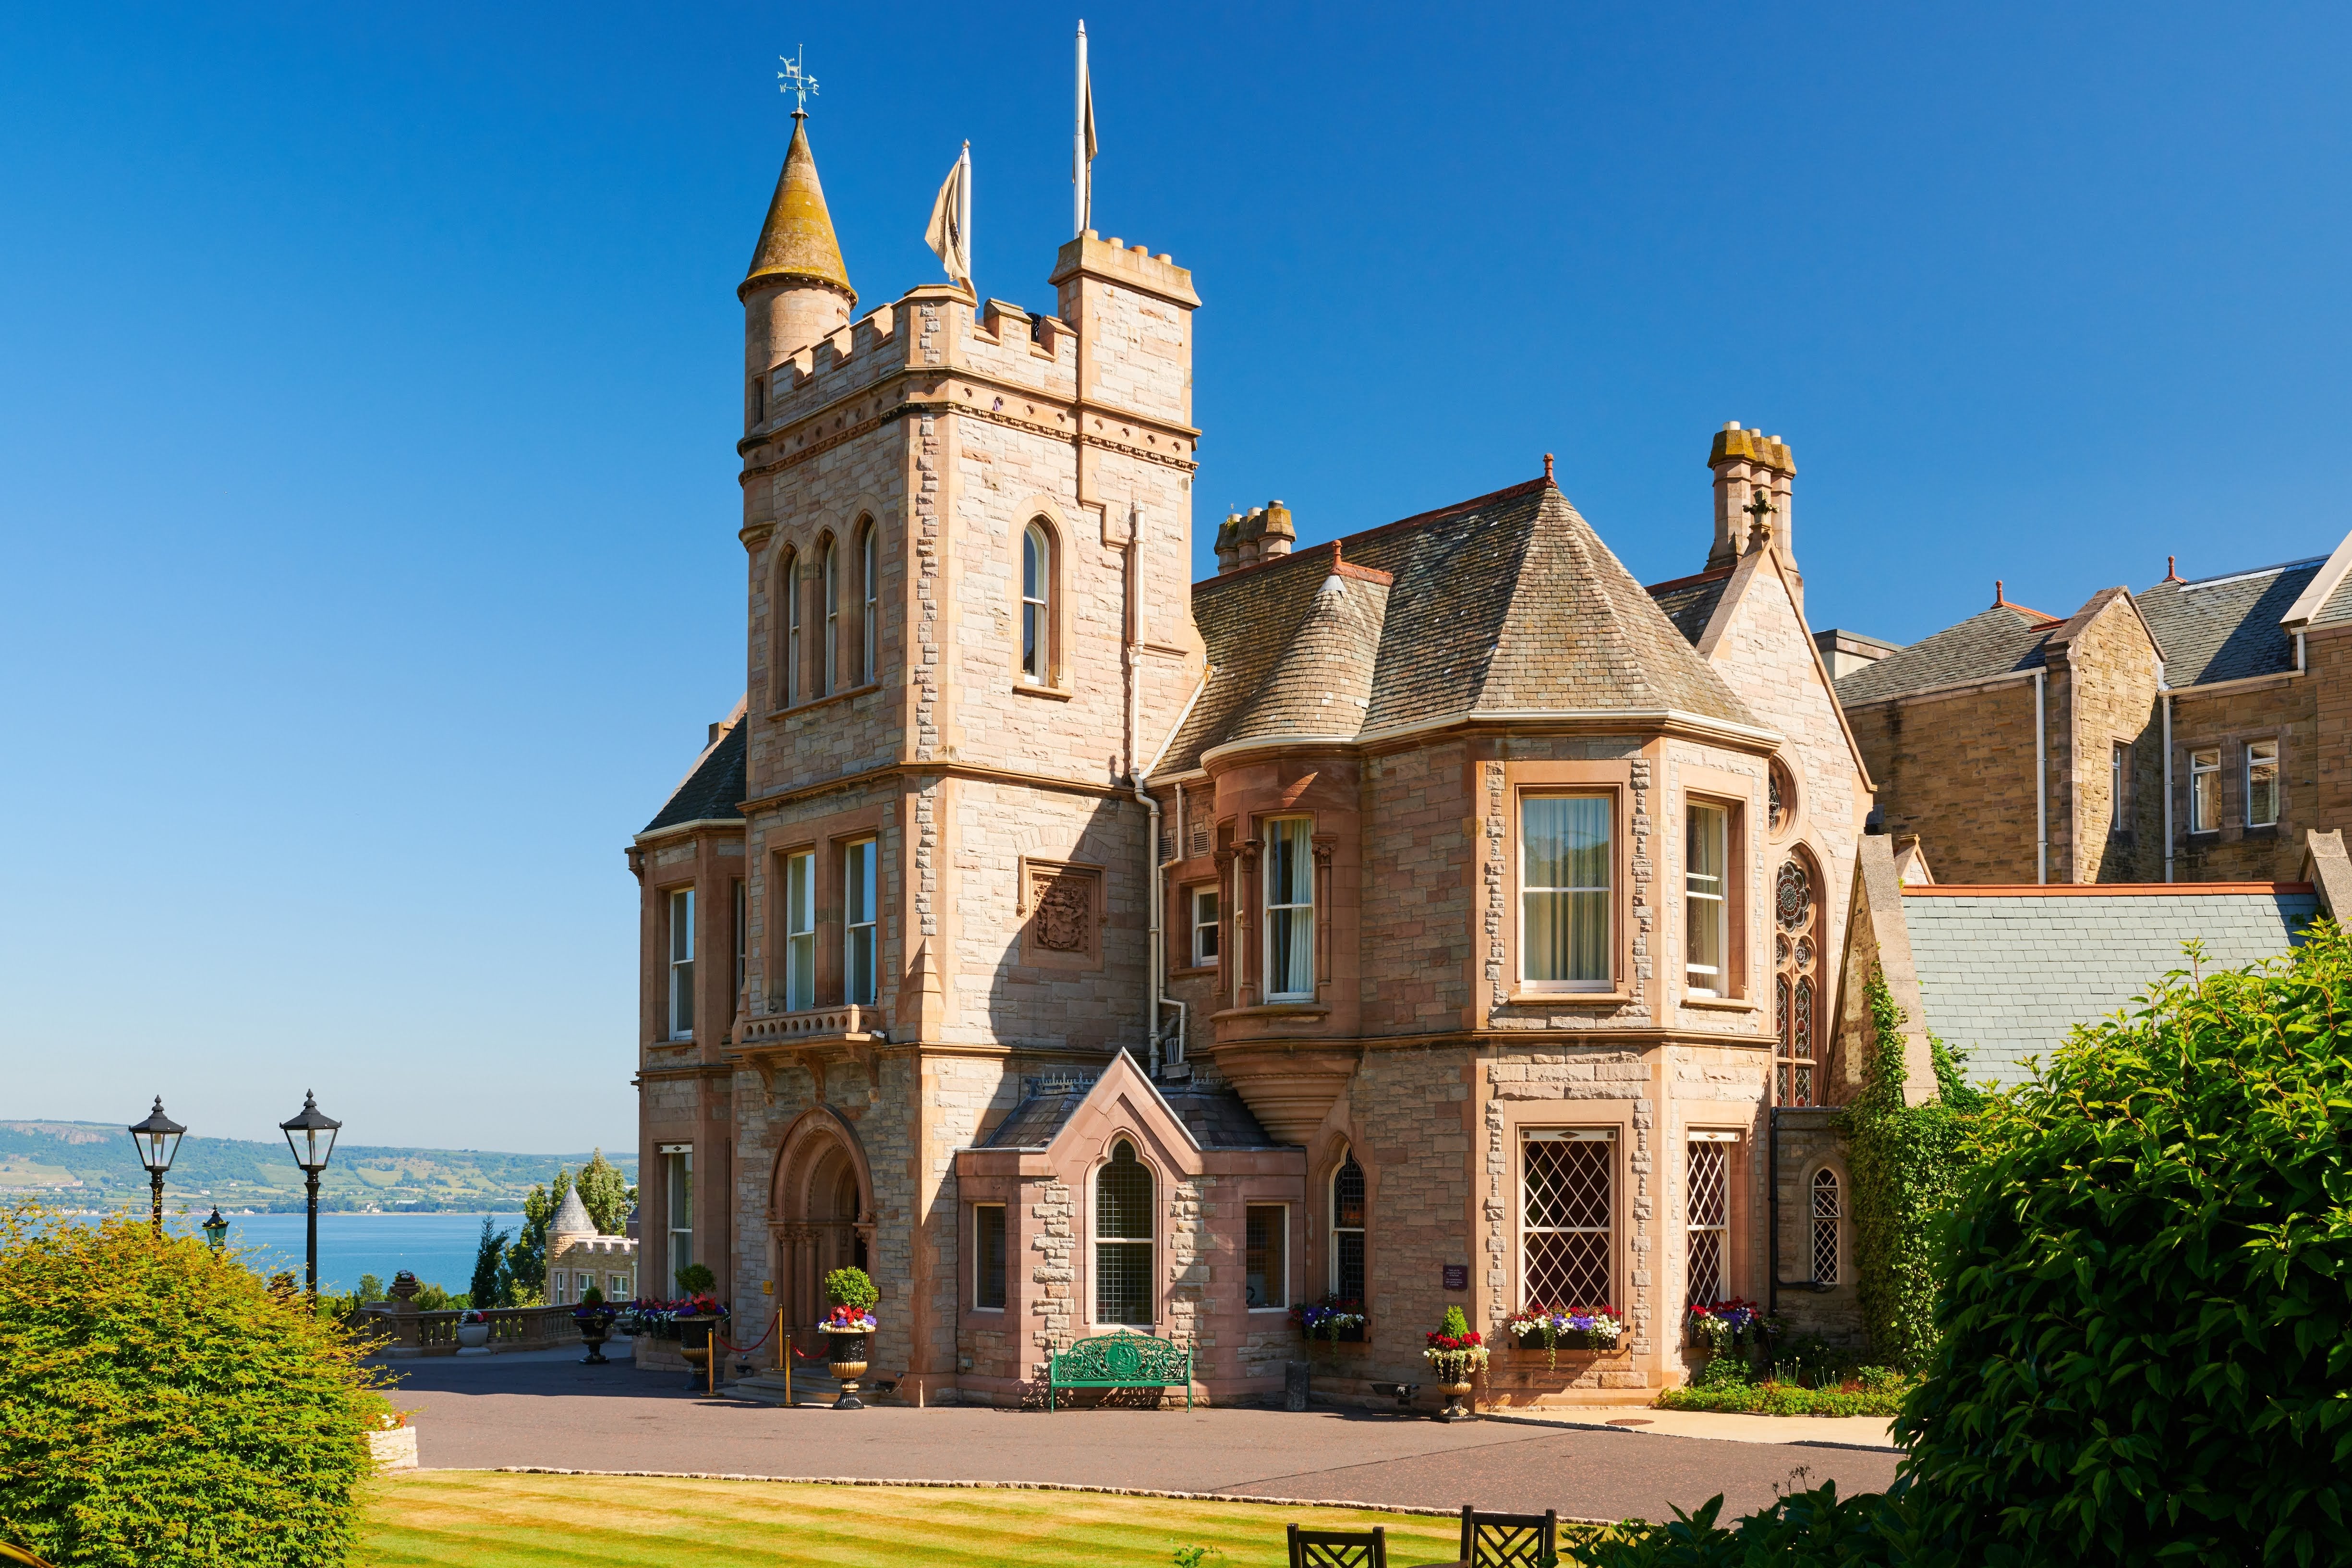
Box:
5 4 2346 1151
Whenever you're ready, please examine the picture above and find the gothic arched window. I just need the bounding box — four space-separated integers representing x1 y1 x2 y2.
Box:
820 536 840 695
1331 1152 1366 1304
1774 851 1821 1105
779 548 801 708
1810 1167 1842 1285
1021 521 1053 685
1094 1140 1153 1326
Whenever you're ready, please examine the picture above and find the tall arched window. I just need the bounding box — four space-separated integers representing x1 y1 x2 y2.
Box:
1094 1140 1153 1326
859 520 878 685
821 537 839 696
1810 1168 1841 1285
781 550 802 708
1021 521 1052 685
1330 1152 1366 1303
1774 851 1821 1105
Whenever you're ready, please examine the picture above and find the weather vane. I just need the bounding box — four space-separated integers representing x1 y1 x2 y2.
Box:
778 47 818 115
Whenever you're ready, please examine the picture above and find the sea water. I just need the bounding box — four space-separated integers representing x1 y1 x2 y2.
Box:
156 1210 529 1295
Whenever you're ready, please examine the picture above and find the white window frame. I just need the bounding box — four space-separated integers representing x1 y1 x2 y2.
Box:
1684 801 1728 997
2190 747 2220 833
1263 816 1316 1002
2246 739 2279 828
972 1202 1007 1312
844 839 877 1007
1244 1202 1289 1311
1685 1130 1738 1308
1190 886 1219 968
1519 791 1614 992
822 540 839 696
609 1272 629 1300
783 851 816 1011
667 888 695 1040
2111 740 2131 826
1021 522 1051 684
660 1143 692 1278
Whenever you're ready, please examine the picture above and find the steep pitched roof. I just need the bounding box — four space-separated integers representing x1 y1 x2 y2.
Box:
741 116 854 301
979 1070 1280 1150
1647 569 1734 646
2315 569 2352 630
2136 557 2326 686
1164 479 1758 771
641 719 746 834
1834 605 2056 705
1903 885 2317 1086
1224 569 1389 744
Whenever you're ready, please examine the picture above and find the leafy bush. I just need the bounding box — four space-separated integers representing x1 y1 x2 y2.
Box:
823 1266 877 1310
675 1262 716 1295
0 1203 390 1568
1656 1378 1912 1418
1576 1482 1906 1567
1897 929 2352 1565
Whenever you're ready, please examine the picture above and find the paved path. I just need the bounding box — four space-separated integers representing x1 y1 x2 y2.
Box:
382 1356 1902 1524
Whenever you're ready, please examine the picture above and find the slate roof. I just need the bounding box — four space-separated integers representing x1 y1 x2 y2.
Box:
1833 605 2056 706
1902 887 2319 1087
1162 480 1758 772
979 1072 1282 1149
641 720 746 834
2136 558 2327 687
2317 569 2352 629
1647 569 1733 646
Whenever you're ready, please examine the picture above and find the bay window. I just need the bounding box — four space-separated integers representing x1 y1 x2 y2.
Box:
1685 802 1727 996
1521 1129 1613 1310
1264 817 1315 1001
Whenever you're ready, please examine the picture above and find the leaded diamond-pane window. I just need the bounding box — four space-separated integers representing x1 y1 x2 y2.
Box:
1521 1130 1612 1309
1686 1139 1729 1308
1811 1168 1841 1285
1095 1141 1153 1325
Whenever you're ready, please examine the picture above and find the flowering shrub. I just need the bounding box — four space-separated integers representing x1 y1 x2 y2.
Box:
1287 1293 1365 1342
1503 1304 1626 1367
822 1304 877 1331
456 1309 486 1325
1685 1297 1765 1354
616 1295 729 1339
1421 1306 1489 1383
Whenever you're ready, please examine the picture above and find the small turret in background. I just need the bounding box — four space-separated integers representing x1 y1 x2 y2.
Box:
740 114 856 432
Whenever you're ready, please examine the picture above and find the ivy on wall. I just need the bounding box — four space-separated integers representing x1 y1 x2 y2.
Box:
1845 966 1983 1371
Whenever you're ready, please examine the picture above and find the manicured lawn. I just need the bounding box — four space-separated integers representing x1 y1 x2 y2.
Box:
364 1471 1489 1568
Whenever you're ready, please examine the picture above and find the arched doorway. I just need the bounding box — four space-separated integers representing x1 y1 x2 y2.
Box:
770 1108 875 1337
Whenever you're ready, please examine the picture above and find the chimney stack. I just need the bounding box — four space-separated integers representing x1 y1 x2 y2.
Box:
1707 423 1798 584
1260 501 1295 559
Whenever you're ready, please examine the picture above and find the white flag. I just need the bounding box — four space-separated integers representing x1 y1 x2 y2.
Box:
1075 22 1098 236
925 142 972 292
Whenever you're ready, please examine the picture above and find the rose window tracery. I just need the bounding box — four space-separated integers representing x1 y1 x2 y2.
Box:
1774 854 1820 1106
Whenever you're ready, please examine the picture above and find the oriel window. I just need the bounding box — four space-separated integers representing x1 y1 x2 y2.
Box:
783 851 816 1011
1264 818 1316 1000
1522 794 1612 989
844 839 877 1007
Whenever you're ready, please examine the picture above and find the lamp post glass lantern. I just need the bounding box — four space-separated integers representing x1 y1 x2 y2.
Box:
279 1091 341 1296
202 1207 230 1252
127 1097 186 1234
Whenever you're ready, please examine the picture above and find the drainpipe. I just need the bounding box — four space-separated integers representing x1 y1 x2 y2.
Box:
2162 691 2175 883
2034 669 2049 884
1766 1108 1779 1321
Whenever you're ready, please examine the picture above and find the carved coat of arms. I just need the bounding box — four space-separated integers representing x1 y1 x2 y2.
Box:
1032 873 1092 952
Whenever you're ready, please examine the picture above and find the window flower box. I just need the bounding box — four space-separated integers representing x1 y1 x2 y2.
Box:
1288 1295 1367 1345
1503 1306 1626 1369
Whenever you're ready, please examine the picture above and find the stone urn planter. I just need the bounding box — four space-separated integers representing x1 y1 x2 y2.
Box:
824 1324 873 1410
577 1309 614 1366
676 1314 718 1391
454 1314 491 1354
1433 1378 1476 1423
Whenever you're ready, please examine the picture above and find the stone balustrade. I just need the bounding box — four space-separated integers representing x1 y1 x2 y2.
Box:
358 1301 585 1358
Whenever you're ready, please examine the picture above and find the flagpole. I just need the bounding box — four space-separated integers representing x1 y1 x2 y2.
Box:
959 140 973 294
1075 22 1089 237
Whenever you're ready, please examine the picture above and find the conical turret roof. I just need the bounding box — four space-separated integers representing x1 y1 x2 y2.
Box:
742 116 855 302
550 1186 595 1241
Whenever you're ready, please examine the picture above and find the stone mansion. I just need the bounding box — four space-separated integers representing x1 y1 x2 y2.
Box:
628 111 1878 1406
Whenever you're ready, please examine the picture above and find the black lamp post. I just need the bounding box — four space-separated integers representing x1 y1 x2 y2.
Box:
128 1096 186 1234
202 1207 230 1252
279 1091 341 1297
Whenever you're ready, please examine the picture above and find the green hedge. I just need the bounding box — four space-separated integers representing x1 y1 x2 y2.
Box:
0 1203 391 1567
1655 1378 1912 1418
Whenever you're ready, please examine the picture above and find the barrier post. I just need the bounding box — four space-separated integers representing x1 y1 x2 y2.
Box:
784 1335 793 1408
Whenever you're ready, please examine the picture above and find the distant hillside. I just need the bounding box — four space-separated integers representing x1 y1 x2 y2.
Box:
0 1121 637 1214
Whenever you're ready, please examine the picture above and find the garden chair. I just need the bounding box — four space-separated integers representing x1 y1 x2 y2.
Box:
1287 1522 1389 1568
1405 1506 1558 1568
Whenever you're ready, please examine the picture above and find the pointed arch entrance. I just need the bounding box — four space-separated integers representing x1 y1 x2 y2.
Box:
769 1107 875 1337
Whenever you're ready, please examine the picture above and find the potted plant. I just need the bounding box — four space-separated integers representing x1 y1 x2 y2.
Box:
1502 1303 1628 1370
821 1266 879 1410
1288 1294 1367 1346
574 1285 615 1365
453 1308 490 1353
1422 1306 1489 1422
672 1264 722 1391
1685 1297 1765 1356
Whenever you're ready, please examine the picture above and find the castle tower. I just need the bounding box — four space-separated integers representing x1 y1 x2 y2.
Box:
739 114 855 430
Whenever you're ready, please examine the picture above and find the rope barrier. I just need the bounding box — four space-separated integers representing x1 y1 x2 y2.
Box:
715 1319 774 1354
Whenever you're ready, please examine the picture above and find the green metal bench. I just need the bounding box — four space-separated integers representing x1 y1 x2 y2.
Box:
1046 1329 1193 1411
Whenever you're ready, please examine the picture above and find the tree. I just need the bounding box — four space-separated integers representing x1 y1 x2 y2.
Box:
0 1202 390 1567
504 1168 573 1306
575 1149 631 1234
467 1215 510 1311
